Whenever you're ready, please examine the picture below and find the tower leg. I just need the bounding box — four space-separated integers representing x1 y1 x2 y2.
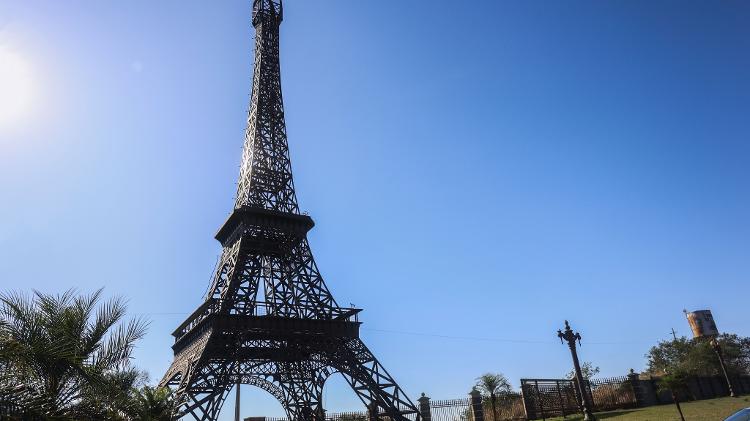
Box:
274 362 328 421
176 362 234 421
333 339 418 421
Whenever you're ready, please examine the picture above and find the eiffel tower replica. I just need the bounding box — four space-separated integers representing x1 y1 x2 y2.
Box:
160 2 419 420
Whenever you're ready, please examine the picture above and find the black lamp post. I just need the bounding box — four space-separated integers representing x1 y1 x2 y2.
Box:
558 320 596 421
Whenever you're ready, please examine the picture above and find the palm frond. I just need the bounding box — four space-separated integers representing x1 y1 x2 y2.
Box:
0 287 150 418
93 317 149 371
85 295 127 356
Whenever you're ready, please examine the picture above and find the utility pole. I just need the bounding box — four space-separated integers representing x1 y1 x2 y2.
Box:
671 328 677 341
558 320 596 421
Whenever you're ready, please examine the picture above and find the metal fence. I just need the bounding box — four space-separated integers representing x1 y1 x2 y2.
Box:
259 395 523 421
520 379 579 419
520 376 637 420
265 411 369 421
431 398 472 421
265 409 416 421
588 376 637 411
480 393 525 421
520 374 750 420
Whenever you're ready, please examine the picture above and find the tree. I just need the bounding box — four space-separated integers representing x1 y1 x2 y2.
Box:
475 373 512 421
646 334 750 377
476 372 512 395
0 289 148 418
565 362 600 379
658 371 689 421
79 368 149 420
125 385 175 421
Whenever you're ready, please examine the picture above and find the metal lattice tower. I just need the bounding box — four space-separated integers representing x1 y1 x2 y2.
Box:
159 2 419 420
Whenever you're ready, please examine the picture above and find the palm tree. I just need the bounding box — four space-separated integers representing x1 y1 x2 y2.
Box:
125 386 174 421
0 288 148 417
80 367 150 419
475 373 512 421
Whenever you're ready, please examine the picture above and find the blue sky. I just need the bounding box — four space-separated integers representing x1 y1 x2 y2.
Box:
1 0 749 419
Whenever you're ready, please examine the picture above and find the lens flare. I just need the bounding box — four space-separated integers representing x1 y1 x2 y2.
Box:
0 46 35 129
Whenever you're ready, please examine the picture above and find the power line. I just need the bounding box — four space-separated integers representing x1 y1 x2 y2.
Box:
361 327 652 345
361 327 552 344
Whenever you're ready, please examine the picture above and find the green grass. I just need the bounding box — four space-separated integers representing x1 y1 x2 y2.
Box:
542 396 750 421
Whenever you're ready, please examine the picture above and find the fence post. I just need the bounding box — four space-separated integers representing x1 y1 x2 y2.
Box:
417 393 431 421
520 380 536 421
627 370 644 408
470 388 484 421
649 376 661 405
555 381 566 417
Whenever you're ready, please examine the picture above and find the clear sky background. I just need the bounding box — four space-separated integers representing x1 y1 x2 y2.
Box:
1 1 749 419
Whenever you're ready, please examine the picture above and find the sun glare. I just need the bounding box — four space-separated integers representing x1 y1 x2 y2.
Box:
0 46 35 129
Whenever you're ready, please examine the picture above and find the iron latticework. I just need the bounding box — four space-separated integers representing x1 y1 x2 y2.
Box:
159 1 419 420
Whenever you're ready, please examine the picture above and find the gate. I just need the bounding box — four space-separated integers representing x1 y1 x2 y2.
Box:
520 379 580 419
521 377 637 420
